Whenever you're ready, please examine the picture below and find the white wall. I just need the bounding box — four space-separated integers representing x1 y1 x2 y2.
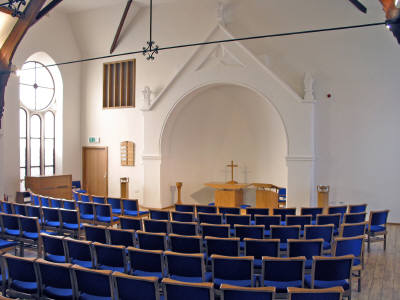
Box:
161 84 287 206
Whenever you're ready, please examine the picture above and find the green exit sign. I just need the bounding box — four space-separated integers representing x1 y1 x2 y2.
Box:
88 137 100 143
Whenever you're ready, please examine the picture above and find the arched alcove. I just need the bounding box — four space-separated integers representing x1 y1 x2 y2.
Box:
160 84 288 206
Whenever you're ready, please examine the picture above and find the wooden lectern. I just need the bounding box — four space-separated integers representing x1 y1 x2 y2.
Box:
205 182 249 207
252 183 279 209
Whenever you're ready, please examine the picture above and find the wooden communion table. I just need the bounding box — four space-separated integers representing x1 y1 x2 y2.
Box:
204 182 249 207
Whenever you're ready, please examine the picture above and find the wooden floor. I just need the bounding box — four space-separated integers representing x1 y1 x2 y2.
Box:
353 224 400 300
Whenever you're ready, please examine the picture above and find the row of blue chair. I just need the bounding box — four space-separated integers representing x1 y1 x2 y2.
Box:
0 252 346 300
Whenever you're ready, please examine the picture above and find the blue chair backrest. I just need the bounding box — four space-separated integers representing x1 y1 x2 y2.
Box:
170 235 202 253
278 188 286 197
246 208 269 221
91 196 105 204
328 206 347 215
304 225 334 243
201 224 230 238
198 213 223 224
42 234 65 256
72 180 81 189
42 207 60 223
349 204 367 213
213 256 253 281
72 192 80 201
317 214 341 230
114 274 159 300
226 214 250 229
219 207 240 216
144 219 169 234
206 237 239 257
271 226 300 243
235 225 264 240
344 213 366 224
286 216 312 229
263 258 305 282
20 216 39 233
37 260 72 289
313 256 353 281
41 197 50 207
370 210 389 226
108 228 135 247
74 267 112 298
244 239 280 259
107 197 121 209
13 204 26 216
196 205 217 214
171 211 194 222
334 237 363 258
95 204 111 217
31 194 40 206
175 204 195 213
120 217 142 231
85 226 107 243
273 208 296 219
165 252 204 278
80 194 90 203
341 223 366 237
163 279 213 300
78 202 94 215
2 202 13 214
63 200 76 210
51 199 63 208
170 221 197 236
255 215 281 230
61 209 78 224
288 239 323 260
137 231 167 251
4 255 37 284
65 239 92 263
94 243 126 270
301 208 323 221
122 199 139 211
27 205 41 220
128 248 163 274
149 210 170 220
221 286 274 300
2 214 20 230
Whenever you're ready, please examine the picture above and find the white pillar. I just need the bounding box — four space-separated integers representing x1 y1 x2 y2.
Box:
143 155 162 208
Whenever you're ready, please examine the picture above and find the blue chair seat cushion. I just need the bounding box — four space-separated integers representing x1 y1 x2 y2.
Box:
254 258 262 268
311 220 317 225
72 259 93 269
124 210 147 217
5 229 20 236
46 254 66 263
262 280 302 293
305 276 350 290
98 265 125 273
305 259 312 269
0 239 17 249
44 286 74 299
46 221 61 227
208 203 215 206
264 230 270 237
11 280 37 293
280 221 286 225
80 293 112 300
214 278 252 288
354 258 361 266
63 223 84 230
132 270 163 279
171 272 212 283
323 241 331 250
240 205 251 209
370 225 386 233
250 220 256 225
96 216 119 223
279 243 287 251
111 209 122 214
81 214 95 220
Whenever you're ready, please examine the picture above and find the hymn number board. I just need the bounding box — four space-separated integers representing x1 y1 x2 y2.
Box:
121 141 135 166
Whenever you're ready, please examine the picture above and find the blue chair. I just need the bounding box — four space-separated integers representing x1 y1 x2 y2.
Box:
317 214 341 236
50 198 63 208
95 203 119 226
339 222 366 238
0 202 13 215
92 195 106 204
273 208 296 225
198 213 223 225
42 207 62 232
175 204 195 213
113 272 160 300
304 225 334 253
144 219 169 234
244 238 280 268
60 209 82 238
261 256 306 294
40 196 50 207
367 210 389 252
205 237 240 260
278 188 287 207
196 205 217 215
255 215 281 237
221 284 275 300
63 200 76 210
226 215 250 235
270 225 300 252
286 215 312 235
288 287 344 300
218 207 240 217
84 224 107 244
36 259 75 300
26 206 42 224
165 251 211 283
122 199 148 217
107 197 122 215
72 191 80 202
108 228 135 247
169 234 202 254
287 239 323 269
162 278 214 300
72 265 113 299
137 231 167 251
149 209 170 221
2 254 38 298
328 206 347 222
80 194 90 203
201 224 230 238
212 255 254 287
246 208 269 224
76 189 87 194
1 214 21 239
234 225 264 249
348 204 367 213
72 180 81 189
171 211 195 222
334 236 364 292
41 233 66 263
305 255 353 299
127 247 164 279
301 208 323 225
93 242 128 273
343 213 366 224
120 216 143 231
19 216 43 256
13 204 27 216
30 193 40 206
170 221 197 236
64 237 94 268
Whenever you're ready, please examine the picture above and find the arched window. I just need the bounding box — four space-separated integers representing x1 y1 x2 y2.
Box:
19 60 56 188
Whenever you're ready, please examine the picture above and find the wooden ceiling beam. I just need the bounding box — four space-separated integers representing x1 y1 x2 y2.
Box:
110 0 133 54
0 6 14 16
35 0 63 23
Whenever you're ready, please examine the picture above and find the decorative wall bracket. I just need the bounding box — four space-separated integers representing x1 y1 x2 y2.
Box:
141 86 153 111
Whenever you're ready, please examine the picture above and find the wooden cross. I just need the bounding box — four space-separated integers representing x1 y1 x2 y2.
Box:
226 160 238 184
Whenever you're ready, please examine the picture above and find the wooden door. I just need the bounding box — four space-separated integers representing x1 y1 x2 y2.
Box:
82 147 108 196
